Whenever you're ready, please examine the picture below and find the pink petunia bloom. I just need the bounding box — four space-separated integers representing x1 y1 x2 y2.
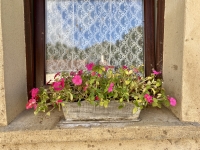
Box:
77 70 83 76
152 70 162 75
31 88 39 99
56 99 63 104
144 94 153 104
83 84 89 91
108 83 114 93
54 72 60 79
86 63 94 71
26 99 37 109
123 66 128 70
72 75 82 85
70 71 76 76
91 71 96 76
168 97 177 106
97 74 101 77
95 96 99 101
133 68 139 73
52 78 65 91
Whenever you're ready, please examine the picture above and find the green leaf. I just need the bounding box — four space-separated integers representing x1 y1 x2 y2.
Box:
118 105 124 109
99 101 104 106
103 101 109 108
46 112 50 116
133 107 138 114
119 98 123 103
69 93 73 101
125 80 131 85
90 79 95 84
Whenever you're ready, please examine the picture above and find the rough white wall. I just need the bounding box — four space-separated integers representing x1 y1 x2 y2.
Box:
0 0 27 126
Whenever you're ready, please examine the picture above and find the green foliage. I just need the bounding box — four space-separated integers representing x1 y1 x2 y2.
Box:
27 64 175 115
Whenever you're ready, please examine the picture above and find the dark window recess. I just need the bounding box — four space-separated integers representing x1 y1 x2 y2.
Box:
24 0 164 90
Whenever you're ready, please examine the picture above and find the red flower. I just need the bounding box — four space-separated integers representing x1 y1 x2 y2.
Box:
152 70 161 75
83 84 89 91
144 94 153 104
95 96 99 101
52 78 65 91
56 99 63 104
70 71 76 76
123 66 128 70
26 99 37 110
91 71 96 76
77 70 83 75
108 83 114 93
86 63 94 71
72 75 82 85
31 88 39 99
168 97 177 106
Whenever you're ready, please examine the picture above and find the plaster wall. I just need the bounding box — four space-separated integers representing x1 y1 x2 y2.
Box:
163 0 200 122
0 0 27 126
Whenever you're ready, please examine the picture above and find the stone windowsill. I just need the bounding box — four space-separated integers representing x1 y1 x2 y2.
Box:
0 107 200 145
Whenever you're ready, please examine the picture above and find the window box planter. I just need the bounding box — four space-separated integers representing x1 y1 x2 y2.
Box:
62 101 141 122
26 63 176 122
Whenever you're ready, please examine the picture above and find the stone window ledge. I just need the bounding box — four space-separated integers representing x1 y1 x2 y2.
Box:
1 107 200 146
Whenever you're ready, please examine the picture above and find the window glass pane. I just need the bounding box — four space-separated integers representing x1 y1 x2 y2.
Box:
45 0 144 81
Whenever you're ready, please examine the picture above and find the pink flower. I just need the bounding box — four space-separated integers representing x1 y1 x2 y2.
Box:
26 99 37 110
144 94 153 104
133 68 139 73
56 99 63 104
168 97 177 106
95 96 99 101
123 66 128 70
77 70 83 76
86 63 94 71
31 88 39 99
83 84 89 91
91 71 96 76
97 74 101 77
108 83 114 93
72 75 82 85
54 72 60 79
70 71 76 76
52 78 65 91
152 70 162 75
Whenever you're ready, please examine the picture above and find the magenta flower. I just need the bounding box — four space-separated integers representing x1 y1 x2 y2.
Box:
72 75 82 85
54 72 60 79
26 99 37 110
123 66 128 70
70 71 76 76
144 94 153 104
56 99 63 104
77 70 83 76
168 97 177 106
95 96 99 101
31 88 39 99
52 78 65 91
83 84 89 91
91 71 96 76
108 83 114 93
152 70 162 75
86 63 94 71
133 68 139 73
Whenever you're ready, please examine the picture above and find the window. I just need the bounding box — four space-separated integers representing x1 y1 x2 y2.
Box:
25 0 161 90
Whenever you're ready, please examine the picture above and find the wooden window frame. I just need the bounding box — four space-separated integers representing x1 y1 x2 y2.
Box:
24 0 164 90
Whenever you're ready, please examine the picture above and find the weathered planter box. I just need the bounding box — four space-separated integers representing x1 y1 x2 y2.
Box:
62 101 141 122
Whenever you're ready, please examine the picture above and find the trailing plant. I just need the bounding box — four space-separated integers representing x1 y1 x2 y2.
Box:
26 63 176 115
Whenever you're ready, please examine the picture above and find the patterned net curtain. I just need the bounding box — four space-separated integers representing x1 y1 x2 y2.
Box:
46 0 144 81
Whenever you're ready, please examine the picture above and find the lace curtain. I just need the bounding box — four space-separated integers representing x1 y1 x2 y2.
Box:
46 0 144 80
